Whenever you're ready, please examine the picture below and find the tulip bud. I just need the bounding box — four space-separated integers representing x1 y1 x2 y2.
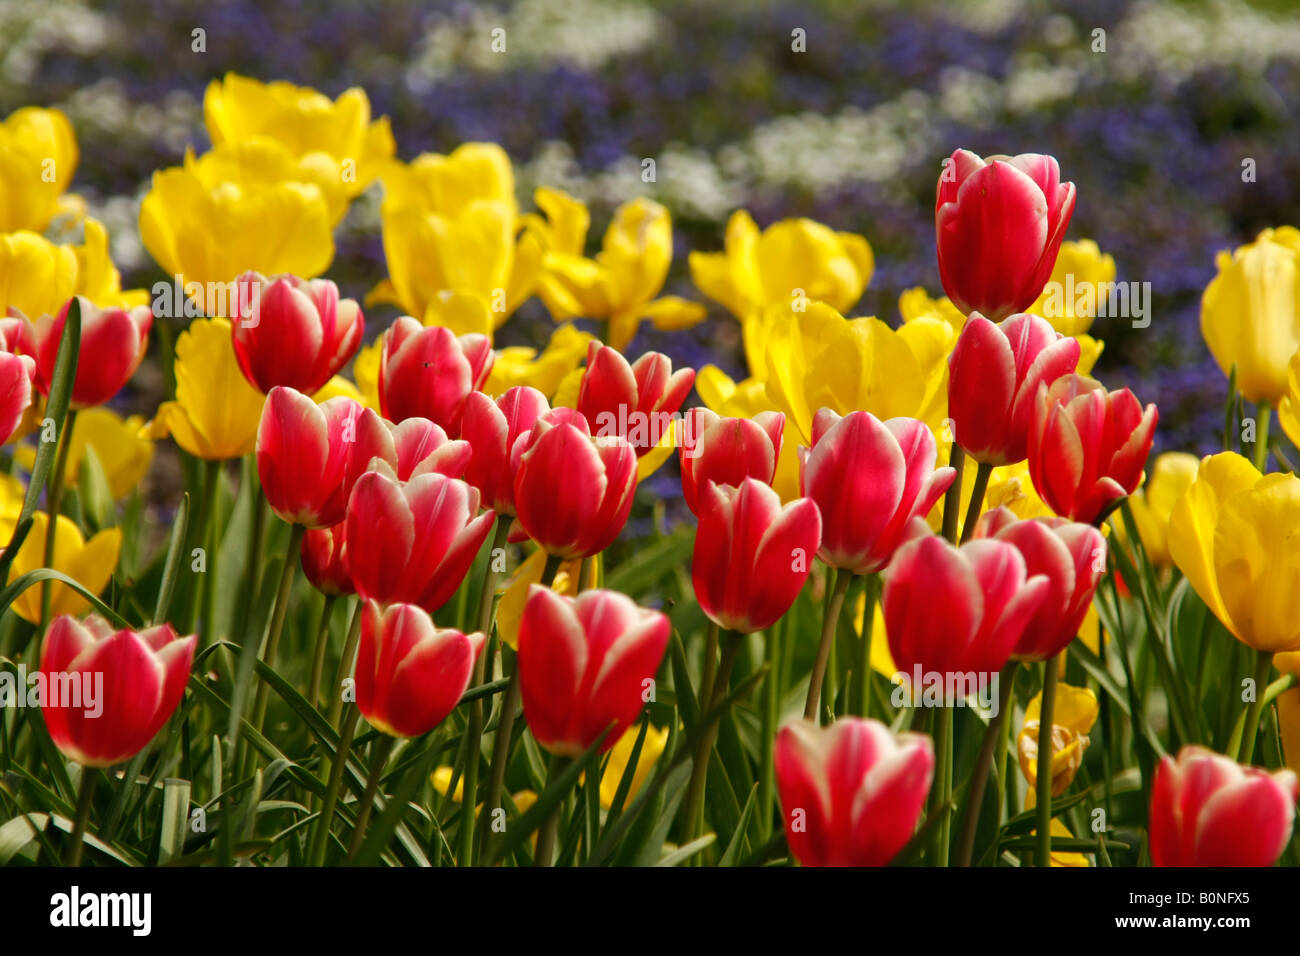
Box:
577 342 695 456
460 386 550 515
17 295 152 409
693 478 822 634
513 412 637 559
1149 746 1297 867
40 614 196 767
677 408 784 515
377 316 493 434
974 507 1106 661
355 601 485 738
517 586 670 756
882 523 1050 679
301 522 353 596
345 466 495 614
256 387 393 528
231 272 364 394
799 409 954 573
774 717 934 867
935 149 1076 320
1027 375 1157 524
947 313 1080 465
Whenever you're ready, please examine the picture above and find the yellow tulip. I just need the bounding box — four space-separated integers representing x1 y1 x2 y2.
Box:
139 160 334 305
1200 226 1300 405
73 218 149 309
1019 682 1098 799
1030 239 1117 338
7 512 121 623
486 324 594 400
1274 348 1300 448
185 139 354 225
1168 452 1300 653
383 143 518 219
535 193 705 350
1124 451 1200 566
1277 653 1300 774
898 287 965 332
144 317 265 460
16 408 152 501
599 723 669 809
0 107 78 233
0 231 78 319
203 73 394 195
0 473 25 541
353 339 382 410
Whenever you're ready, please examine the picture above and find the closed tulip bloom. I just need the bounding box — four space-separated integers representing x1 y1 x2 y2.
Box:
40 614 196 768
513 412 637 559
18 295 151 409
974 507 1106 662
799 408 955 574
693 478 822 633
345 466 495 613
460 386 550 514
387 416 472 480
1027 375 1157 524
883 525 1050 678
517 586 670 756
231 272 363 395
256 387 392 528
1200 227 1300 404
356 601 484 738
577 342 695 457
774 717 934 867
1125 451 1200 567
0 320 34 443
1168 453 1300 654
936 149 1076 321
947 312 1081 465
678 407 784 515
301 523 353 596
1149 746 1297 867
378 316 493 434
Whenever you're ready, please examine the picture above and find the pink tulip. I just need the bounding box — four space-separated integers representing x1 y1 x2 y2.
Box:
355 601 485 738
378 316 493 434
460 386 550 515
677 407 784 515
693 478 822 634
517 586 670 756
577 342 695 457
974 507 1106 662
513 411 637 559
1028 375 1157 524
799 409 954 574
301 522 354 597
947 313 1080 465
231 272 363 394
774 717 934 867
17 295 151 409
1149 746 1297 867
882 523 1050 678
387 416 472 480
936 150 1076 320
0 317 34 443
345 466 495 614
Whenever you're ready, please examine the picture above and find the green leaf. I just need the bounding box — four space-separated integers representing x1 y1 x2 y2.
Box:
77 443 116 532
152 492 190 625
0 569 133 628
717 783 758 866
158 778 191 863
654 833 716 866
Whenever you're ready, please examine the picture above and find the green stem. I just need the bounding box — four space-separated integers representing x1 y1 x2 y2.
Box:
40 408 77 630
199 459 224 643
458 516 509 867
307 594 338 710
534 754 569 866
955 661 1017 866
248 523 306 750
1254 402 1272 473
958 461 993 545
858 574 879 718
66 767 96 867
347 735 395 860
759 620 779 841
927 704 952 865
686 632 742 845
329 600 363 726
186 458 220 636
1235 650 1274 764
309 705 359 866
680 620 721 849
1036 656 1059 867
941 443 965 545
805 568 851 721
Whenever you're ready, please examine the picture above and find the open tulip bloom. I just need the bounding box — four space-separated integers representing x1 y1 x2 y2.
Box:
5 63 1299 882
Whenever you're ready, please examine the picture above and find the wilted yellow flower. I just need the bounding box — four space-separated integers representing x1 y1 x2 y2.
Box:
1030 239 1117 338
535 193 705 350
370 145 540 331
1169 452 1300 653
1201 226 1300 405
486 323 594 399
1019 682 1098 799
0 231 78 319
0 107 78 233
16 408 152 501
204 73 394 196
7 512 121 623
145 317 265 460
599 723 669 809
139 160 334 305
1124 451 1199 566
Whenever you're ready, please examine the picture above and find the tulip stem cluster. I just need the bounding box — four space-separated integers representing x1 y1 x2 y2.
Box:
955 661 1018 867
804 569 853 721
1035 656 1059 867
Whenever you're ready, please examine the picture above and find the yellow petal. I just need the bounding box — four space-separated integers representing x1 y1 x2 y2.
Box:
7 513 121 623
599 724 669 809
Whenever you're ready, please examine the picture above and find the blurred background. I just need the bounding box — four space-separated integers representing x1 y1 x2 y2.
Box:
5 0 1300 466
